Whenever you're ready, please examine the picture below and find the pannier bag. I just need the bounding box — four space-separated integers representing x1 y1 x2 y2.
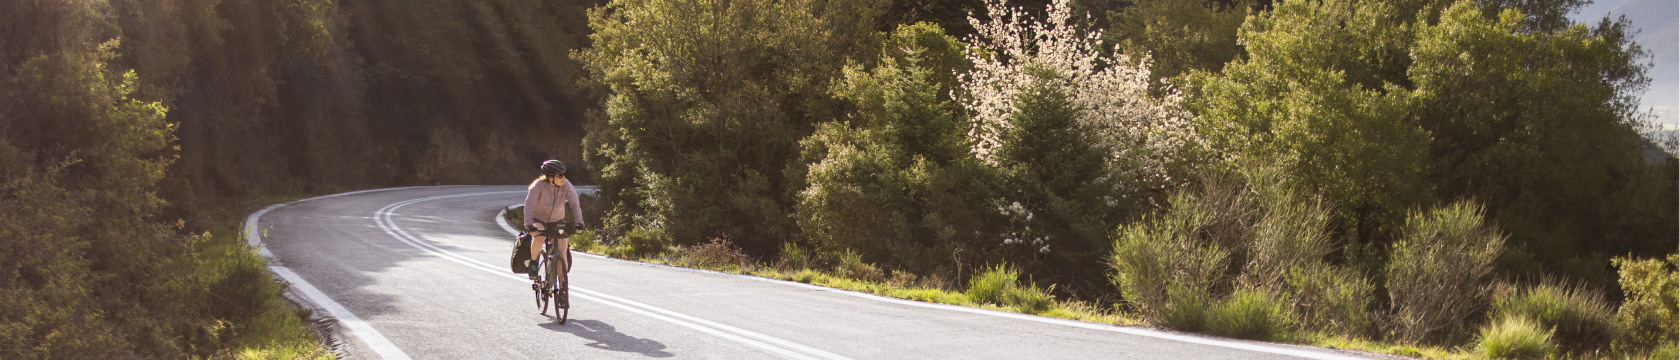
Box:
510 233 533 273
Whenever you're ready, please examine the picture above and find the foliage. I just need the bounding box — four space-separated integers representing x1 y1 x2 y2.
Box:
1184 0 1432 249
1109 164 1368 338
1407 0 1669 283
1478 315 1556 360
1204 288 1294 341
1106 0 1251 88
1492 280 1617 353
667 238 753 271
965 264 1056 313
1108 189 1232 328
577 0 889 257
1385 201 1505 344
1184 0 1674 285
962 0 1203 188
796 23 994 275
958 0 1209 299
1284 264 1375 338
1611 255 1679 356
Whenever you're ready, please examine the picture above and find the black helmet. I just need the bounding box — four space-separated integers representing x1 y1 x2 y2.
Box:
540 160 566 177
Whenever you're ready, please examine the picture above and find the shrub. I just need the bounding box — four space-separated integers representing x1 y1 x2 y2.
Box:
569 230 599 254
1110 165 1359 337
1159 283 1215 332
836 250 886 283
778 242 814 270
1478 315 1555 360
1386 201 1505 343
965 264 1056 313
670 238 752 270
1239 166 1336 293
1284 264 1375 338
1493 280 1617 353
967 264 1018 306
1611 254 1679 356
1109 190 1233 326
1205 289 1294 341
622 226 672 258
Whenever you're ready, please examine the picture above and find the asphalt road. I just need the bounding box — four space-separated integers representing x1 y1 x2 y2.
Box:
248 186 1385 360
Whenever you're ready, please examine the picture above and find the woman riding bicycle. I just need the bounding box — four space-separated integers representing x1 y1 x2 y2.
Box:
524 159 585 281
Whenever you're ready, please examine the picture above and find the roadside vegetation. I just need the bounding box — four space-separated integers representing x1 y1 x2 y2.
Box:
571 0 1678 358
5 0 1676 358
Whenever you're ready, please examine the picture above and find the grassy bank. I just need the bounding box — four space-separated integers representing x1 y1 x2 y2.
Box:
196 194 337 359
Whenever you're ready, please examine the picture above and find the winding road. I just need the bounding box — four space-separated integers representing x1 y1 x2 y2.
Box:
246 186 1385 359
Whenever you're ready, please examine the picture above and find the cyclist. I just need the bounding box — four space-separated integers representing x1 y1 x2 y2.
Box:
524 159 585 281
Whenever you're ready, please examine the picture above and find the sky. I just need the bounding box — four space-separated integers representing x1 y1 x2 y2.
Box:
1570 0 1680 130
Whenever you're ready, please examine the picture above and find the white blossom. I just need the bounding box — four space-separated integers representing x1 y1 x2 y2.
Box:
958 0 1203 186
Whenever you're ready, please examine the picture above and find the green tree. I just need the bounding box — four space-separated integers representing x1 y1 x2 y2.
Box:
1107 0 1252 89
797 23 994 274
1184 0 1672 285
1185 0 1432 248
577 0 888 255
0 1 180 356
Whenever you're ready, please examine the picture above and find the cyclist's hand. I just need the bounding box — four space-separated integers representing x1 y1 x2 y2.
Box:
573 223 585 231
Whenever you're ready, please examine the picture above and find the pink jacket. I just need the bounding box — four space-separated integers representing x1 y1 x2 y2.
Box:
524 178 584 231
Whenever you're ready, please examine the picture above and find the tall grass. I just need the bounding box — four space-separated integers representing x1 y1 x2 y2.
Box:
1204 289 1294 341
1478 315 1555 359
966 264 1056 314
1493 280 1616 353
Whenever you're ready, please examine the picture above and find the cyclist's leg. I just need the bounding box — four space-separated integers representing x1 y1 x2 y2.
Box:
558 237 572 274
528 235 546 280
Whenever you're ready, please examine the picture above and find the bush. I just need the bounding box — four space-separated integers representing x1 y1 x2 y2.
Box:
621 226 672 258
1109 190 1233 326
835 251 886 283
1205 289 1294 341
1159 284 1216 332
669 238 752 270
1284 265 1375 338
1110 165 1366 338
1493 280 1617 353
569 230 599 254
1386 201 1505 343
966 264 1018 306
1478 315 1555 359
965 264 1056 313
1611 254 1679 356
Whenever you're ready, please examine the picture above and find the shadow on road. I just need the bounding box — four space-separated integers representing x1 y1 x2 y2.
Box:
542 318 674 357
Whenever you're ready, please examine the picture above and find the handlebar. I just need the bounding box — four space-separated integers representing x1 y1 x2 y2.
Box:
526 220 584 238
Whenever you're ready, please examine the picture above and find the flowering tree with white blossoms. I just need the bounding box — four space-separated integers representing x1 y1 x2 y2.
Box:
960 0 1203 188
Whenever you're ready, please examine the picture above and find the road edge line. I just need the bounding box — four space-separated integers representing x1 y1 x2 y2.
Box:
245 187 424 360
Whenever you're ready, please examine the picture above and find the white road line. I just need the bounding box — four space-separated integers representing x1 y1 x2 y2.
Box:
245 187 422 360
376 192 849 360
494 205 1371 360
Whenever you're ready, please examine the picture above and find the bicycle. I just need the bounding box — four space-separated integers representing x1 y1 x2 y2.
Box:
528 220 579 324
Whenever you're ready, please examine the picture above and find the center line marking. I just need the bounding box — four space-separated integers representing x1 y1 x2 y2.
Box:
373 192 850 360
